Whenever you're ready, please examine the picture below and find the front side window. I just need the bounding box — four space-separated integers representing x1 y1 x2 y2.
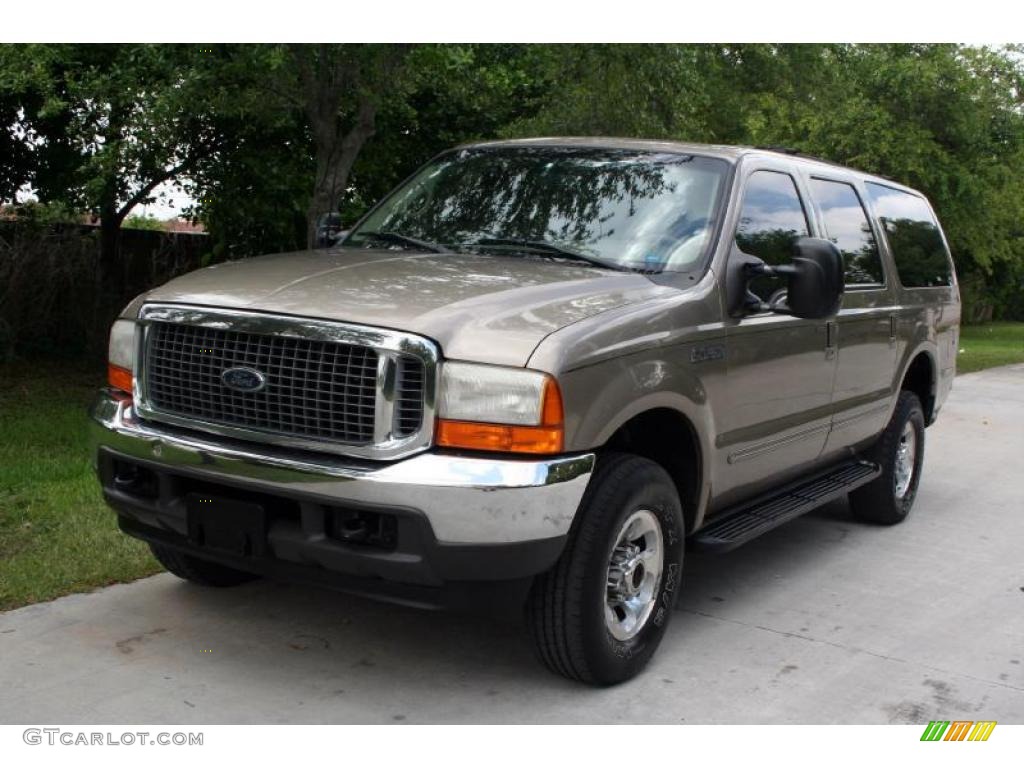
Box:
865 183 953 288
734 170 810 301
345 147 729 272
809 178 884 286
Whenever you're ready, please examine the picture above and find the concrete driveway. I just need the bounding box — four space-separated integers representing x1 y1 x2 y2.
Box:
2 365 1022 724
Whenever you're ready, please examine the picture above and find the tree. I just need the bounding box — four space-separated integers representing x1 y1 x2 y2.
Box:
0 87 35 203
5 43 1024 334
0 43 237 324
512 44 1024 320
735 45 1024 291
262 44 415 247
188 44 548 257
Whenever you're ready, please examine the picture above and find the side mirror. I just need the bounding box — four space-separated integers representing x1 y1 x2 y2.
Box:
727 237 844 320
786 237 844 319
314 212 344 249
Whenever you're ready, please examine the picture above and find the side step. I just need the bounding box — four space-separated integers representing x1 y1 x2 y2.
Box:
692 460 881 553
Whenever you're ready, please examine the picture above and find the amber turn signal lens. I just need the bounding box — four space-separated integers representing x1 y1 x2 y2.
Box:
437 378 564 454
107 363 133 394
436 421 563 454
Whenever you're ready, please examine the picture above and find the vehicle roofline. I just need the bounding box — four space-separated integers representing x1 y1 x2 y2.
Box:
455 137 927 197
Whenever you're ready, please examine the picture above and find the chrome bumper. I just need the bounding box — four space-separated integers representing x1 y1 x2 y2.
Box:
90 391 594 545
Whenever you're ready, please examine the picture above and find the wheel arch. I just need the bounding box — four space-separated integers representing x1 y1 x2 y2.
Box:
597 400 708 534
900 347 938 425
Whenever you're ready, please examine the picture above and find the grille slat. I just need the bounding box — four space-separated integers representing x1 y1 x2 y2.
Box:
394 356 425 438
144 321 415 445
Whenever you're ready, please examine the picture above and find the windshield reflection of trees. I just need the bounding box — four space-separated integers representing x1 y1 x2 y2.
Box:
370 149 716 260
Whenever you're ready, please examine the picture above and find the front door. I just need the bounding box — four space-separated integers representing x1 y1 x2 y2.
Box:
715 166 837 504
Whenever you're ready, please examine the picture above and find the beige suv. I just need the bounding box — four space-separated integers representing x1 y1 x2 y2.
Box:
92 138 960 684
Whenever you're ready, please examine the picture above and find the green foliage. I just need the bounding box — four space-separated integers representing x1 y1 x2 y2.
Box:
734 45 1024 280
122 214 164 231
0 200 78 225
342 44 548 225
0 44 234 222
2 43 1024 319
511 44 1024 319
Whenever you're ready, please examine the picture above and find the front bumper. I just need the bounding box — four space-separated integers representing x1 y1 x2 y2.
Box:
90 391 594 599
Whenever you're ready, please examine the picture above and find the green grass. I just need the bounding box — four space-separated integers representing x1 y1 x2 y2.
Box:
957 322 1024 374
0 362 159 612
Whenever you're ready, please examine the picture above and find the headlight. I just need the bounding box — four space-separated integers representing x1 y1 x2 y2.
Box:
437 362 564 454
107 319 137 394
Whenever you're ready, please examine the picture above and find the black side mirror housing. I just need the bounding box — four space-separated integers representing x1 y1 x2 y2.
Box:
786 237 844 319
727 237 844 320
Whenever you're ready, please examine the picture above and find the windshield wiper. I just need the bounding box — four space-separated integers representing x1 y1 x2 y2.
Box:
358 230 451 254
473 237 630 271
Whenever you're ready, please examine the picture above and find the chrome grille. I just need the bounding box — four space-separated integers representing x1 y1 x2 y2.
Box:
146 322 379 444
394 356 425 437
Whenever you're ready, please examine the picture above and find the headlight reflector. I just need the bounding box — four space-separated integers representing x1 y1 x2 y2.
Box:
440 363 551 426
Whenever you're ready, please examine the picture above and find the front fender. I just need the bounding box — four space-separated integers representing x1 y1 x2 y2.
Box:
555 350 720 528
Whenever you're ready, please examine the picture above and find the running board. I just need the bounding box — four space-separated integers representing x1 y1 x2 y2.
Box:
692 460 881 553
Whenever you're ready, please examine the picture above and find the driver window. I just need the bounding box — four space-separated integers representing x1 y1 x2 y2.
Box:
734 170 810 302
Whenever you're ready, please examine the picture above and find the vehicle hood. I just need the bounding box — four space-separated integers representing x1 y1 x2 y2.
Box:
135 248 673 367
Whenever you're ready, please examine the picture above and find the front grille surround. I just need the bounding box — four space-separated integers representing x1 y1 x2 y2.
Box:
134 304 439 461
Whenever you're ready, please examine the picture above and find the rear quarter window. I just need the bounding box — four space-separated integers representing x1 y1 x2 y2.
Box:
809 178 884 286
865 183 954 288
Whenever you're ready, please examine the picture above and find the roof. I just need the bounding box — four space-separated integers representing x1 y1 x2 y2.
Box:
458 136 910 192
460 136 749 161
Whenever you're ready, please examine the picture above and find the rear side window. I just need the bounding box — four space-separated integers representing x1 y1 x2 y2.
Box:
809 178 884 286
866 183 953 288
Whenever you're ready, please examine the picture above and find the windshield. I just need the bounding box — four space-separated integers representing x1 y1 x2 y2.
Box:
344 146 730 272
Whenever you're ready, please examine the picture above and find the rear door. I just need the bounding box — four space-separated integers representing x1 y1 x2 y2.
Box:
716 162 837 504
802 174 897 455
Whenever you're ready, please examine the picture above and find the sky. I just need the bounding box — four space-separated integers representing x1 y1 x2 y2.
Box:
16 178 196 221
132 180 196 220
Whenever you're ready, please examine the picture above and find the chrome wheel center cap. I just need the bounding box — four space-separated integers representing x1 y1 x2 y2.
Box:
608 546 646 598
604 510 664 642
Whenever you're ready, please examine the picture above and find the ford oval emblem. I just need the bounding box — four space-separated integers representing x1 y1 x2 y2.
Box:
221 366 267 393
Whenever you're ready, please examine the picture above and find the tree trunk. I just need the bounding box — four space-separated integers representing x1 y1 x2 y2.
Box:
288 44 409 249
305 100 377 249
93 207 126 351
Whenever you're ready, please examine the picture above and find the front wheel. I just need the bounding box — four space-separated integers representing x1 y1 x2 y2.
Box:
526 453 685 685
849 391 926 525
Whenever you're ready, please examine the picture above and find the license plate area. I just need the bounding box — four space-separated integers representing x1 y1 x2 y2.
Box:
186 493 268 558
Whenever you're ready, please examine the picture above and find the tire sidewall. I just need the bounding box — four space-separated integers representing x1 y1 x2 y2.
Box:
890 399 926 518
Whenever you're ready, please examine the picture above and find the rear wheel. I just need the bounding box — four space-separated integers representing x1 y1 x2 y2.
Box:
149 543 260 587
849 391 926 525
526 453 685 685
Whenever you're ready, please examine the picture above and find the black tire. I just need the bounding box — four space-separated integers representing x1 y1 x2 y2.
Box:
526 453 685 685
849 391 926 525
149 543 260 587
